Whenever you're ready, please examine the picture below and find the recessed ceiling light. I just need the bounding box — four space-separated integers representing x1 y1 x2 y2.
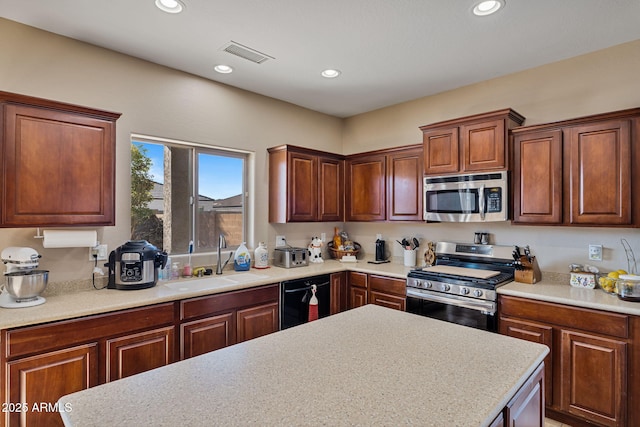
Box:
472 0 504 16
155 0 185 14
214 65 233 74
321 69 341 79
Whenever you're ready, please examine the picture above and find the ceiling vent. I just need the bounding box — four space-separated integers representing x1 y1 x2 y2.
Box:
221 41 274 64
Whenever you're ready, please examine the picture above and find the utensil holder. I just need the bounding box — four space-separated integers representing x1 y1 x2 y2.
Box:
515 255 542 284
404 249 416 267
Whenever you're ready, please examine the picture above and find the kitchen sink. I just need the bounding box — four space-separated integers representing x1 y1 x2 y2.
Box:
162 272 270 292
226 272 269 283
163 276 238 292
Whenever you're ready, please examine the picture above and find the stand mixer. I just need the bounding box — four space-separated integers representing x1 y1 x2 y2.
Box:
1 247 49 308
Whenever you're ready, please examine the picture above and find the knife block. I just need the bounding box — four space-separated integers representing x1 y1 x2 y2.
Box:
515 255 542 284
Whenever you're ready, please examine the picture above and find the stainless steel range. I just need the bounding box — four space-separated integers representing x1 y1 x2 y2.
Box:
406 241 516 332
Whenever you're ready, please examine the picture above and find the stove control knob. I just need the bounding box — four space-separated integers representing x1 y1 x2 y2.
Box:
425 281 432 289
460 287 470 295
473 289 483 298
415 280 423 288
441 284 450 292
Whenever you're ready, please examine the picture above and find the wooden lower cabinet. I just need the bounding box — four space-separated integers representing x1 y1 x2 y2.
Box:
181 313 235 359
178 284 279 358
6 344 98 427
236 302 279 343
348 272 406 311
330 272 347 314
499 295 637 427
105 326 175 382
504 363 545 427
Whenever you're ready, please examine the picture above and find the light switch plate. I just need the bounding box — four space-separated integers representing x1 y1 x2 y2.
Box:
588 244 603 261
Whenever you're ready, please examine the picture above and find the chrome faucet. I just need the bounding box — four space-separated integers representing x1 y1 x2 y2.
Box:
216 235 232 275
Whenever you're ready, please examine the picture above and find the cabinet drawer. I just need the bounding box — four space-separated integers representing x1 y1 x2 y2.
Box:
4 303 175 358
348 271 368 289
180 284 278 320
369 275 405 296
500 296 629 339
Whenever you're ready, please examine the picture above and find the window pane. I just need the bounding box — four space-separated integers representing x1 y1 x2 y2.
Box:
131 138 247 255
196 152 244 250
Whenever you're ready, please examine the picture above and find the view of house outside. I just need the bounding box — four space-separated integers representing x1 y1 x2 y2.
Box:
131 141 244 254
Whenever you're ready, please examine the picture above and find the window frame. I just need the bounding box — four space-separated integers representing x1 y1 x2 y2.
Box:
130 133 252 255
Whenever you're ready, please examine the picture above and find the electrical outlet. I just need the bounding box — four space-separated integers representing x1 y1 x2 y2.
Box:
89 244 108 261
276 235 286 247
320 233 326 242
589 244 603 262
376 234 382 240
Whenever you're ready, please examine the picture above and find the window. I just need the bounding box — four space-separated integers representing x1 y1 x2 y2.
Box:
130 136 248 255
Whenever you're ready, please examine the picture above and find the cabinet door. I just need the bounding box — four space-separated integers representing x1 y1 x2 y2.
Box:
345 155 386 221
500 317 554 406
567 120 631 225
370 291 405 311
387 148 423 221
560 330 626 426
6 344 98 427
349 287 368 309
330 272 347 315
236 302 279 343
318 157 344 221
180 312 235 359
461 119 506 172
423 128 459 175
504 363 544 427
2 104 116 226
513 130 563 224
287 151 318 222
105 326 175 382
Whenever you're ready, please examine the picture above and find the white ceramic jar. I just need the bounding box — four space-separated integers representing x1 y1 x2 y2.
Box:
254 242 269 269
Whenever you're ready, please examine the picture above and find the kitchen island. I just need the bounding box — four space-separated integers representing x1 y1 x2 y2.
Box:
58 304 548 426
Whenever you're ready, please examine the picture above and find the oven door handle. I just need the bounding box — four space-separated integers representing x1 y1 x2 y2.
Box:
406 288 496 315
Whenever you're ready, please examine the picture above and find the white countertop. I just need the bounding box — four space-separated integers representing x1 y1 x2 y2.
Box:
58 304 549 427
0 259 413 330
497 278 640 316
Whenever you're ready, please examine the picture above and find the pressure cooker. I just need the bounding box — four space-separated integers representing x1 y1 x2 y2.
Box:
107 240 168 290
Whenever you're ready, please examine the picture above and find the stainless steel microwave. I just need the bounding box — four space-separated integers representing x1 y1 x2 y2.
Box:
423 171 508 222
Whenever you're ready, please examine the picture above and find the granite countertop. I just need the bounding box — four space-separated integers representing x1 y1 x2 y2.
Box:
58 304 549 427
0 259 414 330
498 275 640 316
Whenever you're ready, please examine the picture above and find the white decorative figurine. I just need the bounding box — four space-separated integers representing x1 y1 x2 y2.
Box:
308 236 324 263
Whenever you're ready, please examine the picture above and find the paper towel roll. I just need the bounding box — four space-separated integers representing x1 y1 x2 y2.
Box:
42 230 98 248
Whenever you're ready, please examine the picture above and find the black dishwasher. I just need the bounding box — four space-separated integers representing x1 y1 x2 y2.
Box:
280 274 331 329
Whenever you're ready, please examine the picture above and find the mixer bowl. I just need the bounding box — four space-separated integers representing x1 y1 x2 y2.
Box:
4 270 49 301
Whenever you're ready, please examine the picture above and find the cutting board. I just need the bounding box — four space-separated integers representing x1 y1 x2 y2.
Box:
422 265 500 279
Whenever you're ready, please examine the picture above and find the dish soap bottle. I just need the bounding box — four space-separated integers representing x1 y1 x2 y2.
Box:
254 242 269 269
234 242 251 271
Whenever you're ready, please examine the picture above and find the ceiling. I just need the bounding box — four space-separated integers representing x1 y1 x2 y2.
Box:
2 0 640 118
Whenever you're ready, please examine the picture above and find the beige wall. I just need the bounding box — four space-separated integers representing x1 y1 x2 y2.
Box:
1 18 639 283
339 40 640 274
0 18 342 282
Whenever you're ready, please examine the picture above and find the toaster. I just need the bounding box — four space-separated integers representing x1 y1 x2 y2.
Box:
273 247 308 268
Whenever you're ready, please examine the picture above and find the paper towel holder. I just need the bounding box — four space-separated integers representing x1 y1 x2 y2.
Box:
35 228 99 248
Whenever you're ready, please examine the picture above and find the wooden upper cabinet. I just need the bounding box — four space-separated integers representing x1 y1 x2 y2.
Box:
421 109 524 175
387 147 423 221
346 145 423 222
288 151 317 222
345 153 386 221
513 130 563 224
0 91 120 227
568 120 631 225
268 145 344 223
422 127 459 174
512 108 639 227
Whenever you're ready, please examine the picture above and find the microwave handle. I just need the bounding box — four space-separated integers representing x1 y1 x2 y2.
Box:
479 184 485 220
